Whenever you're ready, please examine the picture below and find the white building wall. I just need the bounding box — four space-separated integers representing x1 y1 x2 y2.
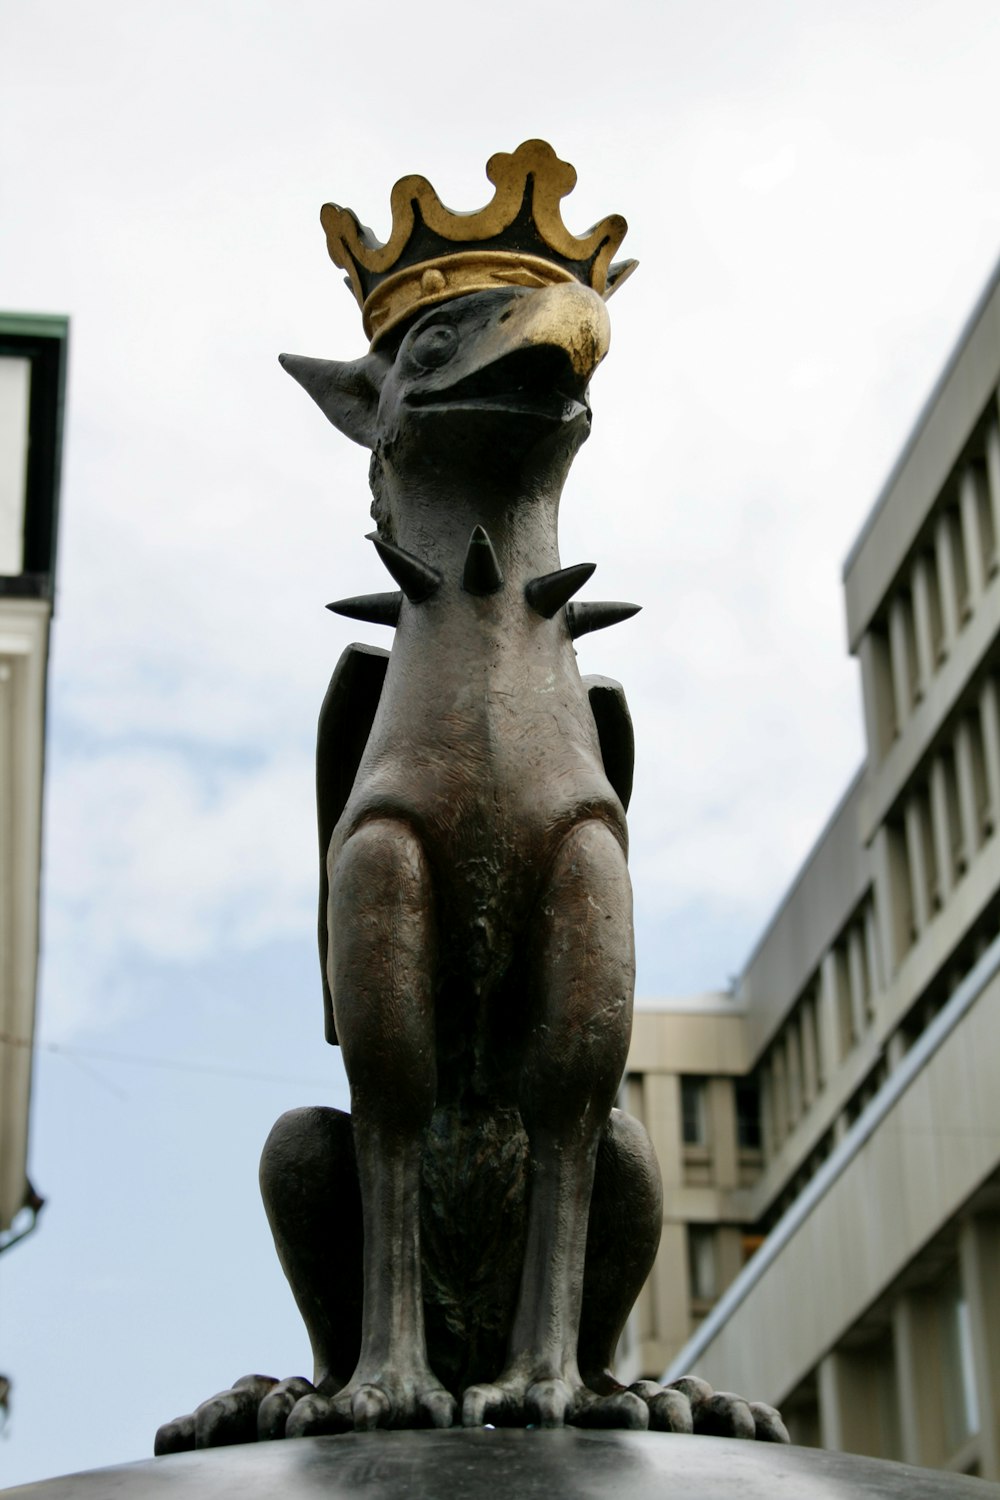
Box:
663 942 1000 1409
0 598 50 1230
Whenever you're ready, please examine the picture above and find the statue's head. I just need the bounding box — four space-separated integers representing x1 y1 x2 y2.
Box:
280 141 636 504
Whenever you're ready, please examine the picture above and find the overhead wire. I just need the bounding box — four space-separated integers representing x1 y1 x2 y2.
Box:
0 1030 334 1090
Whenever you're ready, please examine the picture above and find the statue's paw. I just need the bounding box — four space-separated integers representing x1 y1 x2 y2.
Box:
284 1391 348 1438
629 1376 789 1442
570 1389 649 1431
416 1386 458 1430
461 1381 512 1428
463 1370 647 1431
628 1380 693 1433
744 1400 790 1443
155 1373 312 1454
257 1377 317 1439
461 1376 571 1429
288 1370 455 1434
154 1412 196 1455
526 1378 573 1429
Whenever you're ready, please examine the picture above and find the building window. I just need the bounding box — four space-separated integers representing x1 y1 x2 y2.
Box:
801 984 823 1097
735 1079 762 1150
680 1076 707 1146
966 704 991 840
834 940 854 1057
947 504 971 624
972 456 996 576
687 1225 717 1304
920 544 946 668
785 1012 803 1126
867 620 897 751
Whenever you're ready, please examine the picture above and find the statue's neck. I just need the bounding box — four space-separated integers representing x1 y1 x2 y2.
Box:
381 476 565 588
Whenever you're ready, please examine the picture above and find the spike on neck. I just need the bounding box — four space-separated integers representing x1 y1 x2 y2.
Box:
462 526 504 596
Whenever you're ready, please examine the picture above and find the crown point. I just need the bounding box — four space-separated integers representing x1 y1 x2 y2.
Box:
322 141 632 347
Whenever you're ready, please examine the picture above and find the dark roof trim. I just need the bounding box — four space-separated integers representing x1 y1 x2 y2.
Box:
0 314 70 610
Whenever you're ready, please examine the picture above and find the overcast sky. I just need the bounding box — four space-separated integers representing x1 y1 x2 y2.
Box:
2 0 1000 1486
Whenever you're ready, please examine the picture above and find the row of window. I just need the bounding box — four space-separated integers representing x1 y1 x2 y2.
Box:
753 660 1000 1171
899 895 1000 1052
885 669 1000 957
755 891 881 1162
760 982 822 1151
867 407 1000 757
749 889 1000 1239
642 887 1000 1330
830 899 880 1057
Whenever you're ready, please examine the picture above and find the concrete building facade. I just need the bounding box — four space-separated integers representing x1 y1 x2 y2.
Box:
618 261 1000 1482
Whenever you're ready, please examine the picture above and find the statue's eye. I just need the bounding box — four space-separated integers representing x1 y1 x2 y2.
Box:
410 324 458 370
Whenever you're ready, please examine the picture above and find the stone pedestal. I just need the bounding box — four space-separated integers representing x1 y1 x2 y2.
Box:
4 1429 998 1499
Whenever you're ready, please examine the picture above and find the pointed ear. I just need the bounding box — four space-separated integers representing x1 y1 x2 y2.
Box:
278 351 389 449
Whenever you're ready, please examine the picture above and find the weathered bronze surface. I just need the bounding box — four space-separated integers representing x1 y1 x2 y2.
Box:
12 1431 1000 1500
153 143 784 1450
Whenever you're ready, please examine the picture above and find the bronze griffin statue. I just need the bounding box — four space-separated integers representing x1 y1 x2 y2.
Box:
155 141 787 1449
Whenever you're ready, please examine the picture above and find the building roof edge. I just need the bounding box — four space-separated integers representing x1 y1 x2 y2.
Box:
841 253 1000 584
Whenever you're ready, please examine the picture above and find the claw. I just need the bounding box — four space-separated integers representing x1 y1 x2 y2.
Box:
195 1385 266 1448
698 1391 756 1439
666 1375 712 1416
232 1374 279 1400
352 1386 391 1431
573 1391 648 1430
258 1377 315 1440
526 1378 570 1428
633 1374 787 1444
749 1400 790 1443
462 1384 503 1427
286 1392 350 1438
420 1388 457 1429
154 1413 195 1456
645 1388 693 1433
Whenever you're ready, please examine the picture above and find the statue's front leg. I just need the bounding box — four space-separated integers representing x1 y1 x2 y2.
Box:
463 819 644 1430
291 817 455 1435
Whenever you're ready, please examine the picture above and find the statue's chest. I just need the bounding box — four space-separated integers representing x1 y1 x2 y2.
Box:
362 632 607 811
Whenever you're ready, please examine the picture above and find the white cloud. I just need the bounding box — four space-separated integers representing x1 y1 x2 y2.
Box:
41 742 316 1037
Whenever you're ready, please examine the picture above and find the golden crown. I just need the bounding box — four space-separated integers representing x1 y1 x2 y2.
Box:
321 139 637 347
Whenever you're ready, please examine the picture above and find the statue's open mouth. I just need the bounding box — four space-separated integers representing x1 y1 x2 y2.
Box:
407 345 588 423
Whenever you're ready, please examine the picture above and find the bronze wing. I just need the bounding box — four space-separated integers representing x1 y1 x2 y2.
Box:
582 674 634 811
316 642 390 1044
